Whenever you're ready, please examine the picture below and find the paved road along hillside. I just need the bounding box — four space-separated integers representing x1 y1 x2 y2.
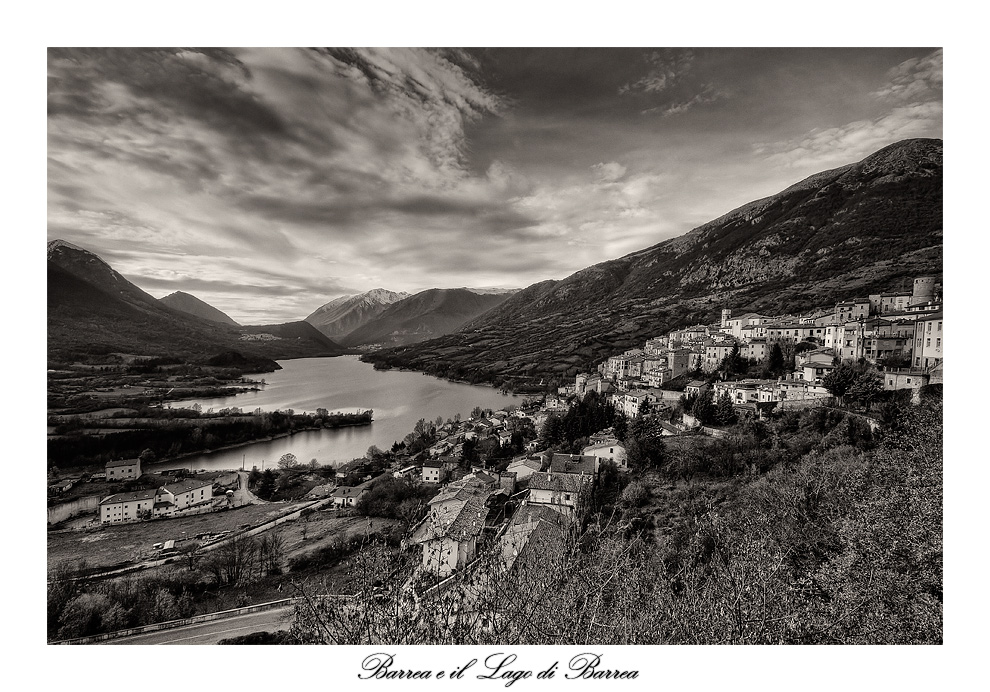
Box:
101 605 294 645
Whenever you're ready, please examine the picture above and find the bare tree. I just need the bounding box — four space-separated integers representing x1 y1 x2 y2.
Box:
206 535 258 586
259 532 287 575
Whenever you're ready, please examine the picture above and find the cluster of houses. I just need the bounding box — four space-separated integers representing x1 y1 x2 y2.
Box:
392 276 946 584
98 475 216 524
407 450 607 579
560 275 943 416
92 457 237 524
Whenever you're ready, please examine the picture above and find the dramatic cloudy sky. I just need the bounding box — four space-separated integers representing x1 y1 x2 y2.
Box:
47 47 942 324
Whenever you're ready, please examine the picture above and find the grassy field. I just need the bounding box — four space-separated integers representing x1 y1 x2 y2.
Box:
48 501 306 575
48 496 405 578
276 511 402 563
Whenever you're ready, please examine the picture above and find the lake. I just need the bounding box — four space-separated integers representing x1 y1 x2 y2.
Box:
157 356 518 472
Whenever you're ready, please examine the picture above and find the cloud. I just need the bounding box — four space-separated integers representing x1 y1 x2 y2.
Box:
619 49 695 95
755 101 943 170
47 47 529 315
620 49 724 118
591 161 627 183
642 83 726 117
872 48 942 101
48 48 944 321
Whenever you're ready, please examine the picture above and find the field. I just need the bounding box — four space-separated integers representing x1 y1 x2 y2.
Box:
47 497 405 579
275 511 402 563
48 501 306 575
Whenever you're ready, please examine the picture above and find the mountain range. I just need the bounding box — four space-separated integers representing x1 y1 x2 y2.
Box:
46 241 514 367
305 288 410 340
47 241 348 368
362 138 943 391
47 138 942 387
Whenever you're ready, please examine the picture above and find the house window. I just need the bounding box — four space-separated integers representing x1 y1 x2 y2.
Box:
907 378 912 384
926 338 930 347
936 338 940 348
938 322 942 332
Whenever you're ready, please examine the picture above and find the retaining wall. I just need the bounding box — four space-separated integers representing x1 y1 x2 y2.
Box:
48 496 100 525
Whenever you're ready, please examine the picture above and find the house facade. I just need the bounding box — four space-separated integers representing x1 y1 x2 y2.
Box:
99 489 158 524
106 457 141 481
528 471 592 516
331 481 372 507
912 312 943 369
98 477 214 525
581 439 628 471
422 461 448 484
410 479 490 578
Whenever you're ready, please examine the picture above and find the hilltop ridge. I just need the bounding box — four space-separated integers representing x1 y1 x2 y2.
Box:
363 138 943 390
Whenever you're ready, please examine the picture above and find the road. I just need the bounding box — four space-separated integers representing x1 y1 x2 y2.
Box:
101 605 295 645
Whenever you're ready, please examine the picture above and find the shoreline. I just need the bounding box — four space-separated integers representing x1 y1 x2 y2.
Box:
362 358 525 395
148 418 374 471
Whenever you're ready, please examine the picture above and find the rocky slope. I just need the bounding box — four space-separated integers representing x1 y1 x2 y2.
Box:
362 138 943 391
305 288 410 339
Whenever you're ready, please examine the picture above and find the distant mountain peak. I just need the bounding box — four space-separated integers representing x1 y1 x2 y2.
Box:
340 287 513 347
159 290 240 327
460 287 521 295
47 238 88 254
305 288 412 339
47 238 109 265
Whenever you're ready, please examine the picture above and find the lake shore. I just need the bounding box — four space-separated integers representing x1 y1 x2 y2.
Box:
147 418 374 472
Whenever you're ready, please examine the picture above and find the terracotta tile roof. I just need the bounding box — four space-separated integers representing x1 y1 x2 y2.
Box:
331 482 370 498
529 471 590 493
500 504 567 570
412 493 489 543
549 454 597 475
508 457 543 472
469 470 498 485
430 477 488 505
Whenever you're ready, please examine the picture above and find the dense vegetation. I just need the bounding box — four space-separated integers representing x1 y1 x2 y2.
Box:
288 395 941 644
47 408 373 469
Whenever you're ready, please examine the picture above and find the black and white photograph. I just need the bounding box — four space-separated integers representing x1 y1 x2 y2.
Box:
35 20 958 676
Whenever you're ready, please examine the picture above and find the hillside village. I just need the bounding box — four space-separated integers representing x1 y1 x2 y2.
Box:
363 274 945 586
567 274 942 420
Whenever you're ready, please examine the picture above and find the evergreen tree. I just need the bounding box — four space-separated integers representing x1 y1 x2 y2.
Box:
715 392 738 426
849 371 884 411
625 417 665 470
257 468 277 499
767 343 785 377
691 390 718 425
823 363 859 406
613 412 628 441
